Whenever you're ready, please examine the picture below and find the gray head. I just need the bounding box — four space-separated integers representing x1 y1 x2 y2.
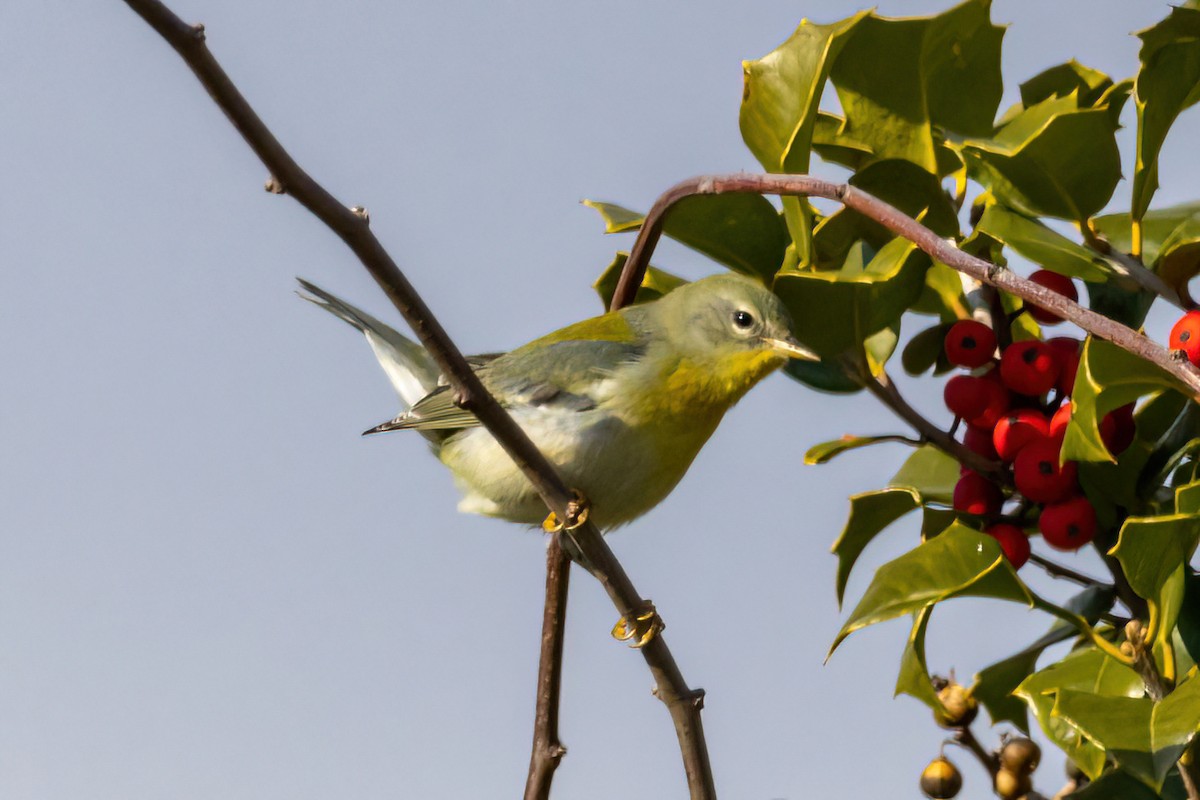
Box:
648 273 817 362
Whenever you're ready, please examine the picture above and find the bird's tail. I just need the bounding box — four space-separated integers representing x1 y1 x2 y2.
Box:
297 279 440 408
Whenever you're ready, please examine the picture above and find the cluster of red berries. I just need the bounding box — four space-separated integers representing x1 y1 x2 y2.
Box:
942 271 1134 569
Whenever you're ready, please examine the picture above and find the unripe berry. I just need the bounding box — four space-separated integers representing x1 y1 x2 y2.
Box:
994 767 1032 800
1169 310 1200 366
1013 439 1078 503
920 757 963 799
934 681 978 728
985 523 1031 569
954 472 1003 516
944 320 997 368
1000 339 1061 396
1026 270 1079 324
999 737 1041 774
993 410 1050 462
1040 495 1097 550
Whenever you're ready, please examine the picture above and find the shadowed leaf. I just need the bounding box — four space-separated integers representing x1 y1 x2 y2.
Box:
1131 6 1200 221
830 487 920 605
974 204 1110 281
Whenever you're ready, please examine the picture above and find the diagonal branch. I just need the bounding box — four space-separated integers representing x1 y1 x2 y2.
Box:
121 2 715 797
612 174 1200 402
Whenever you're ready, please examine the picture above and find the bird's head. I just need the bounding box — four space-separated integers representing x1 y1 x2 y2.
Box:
653 273 818 364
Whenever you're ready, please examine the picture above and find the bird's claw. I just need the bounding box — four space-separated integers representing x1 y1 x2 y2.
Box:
612 602 664 648
541 491 590 533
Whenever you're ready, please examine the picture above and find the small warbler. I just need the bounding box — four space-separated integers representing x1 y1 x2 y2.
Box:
299 273 816 531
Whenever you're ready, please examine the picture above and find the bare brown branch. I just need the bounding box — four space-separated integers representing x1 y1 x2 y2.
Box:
613 174 1200 402
524 536 571 800
122 2 715 797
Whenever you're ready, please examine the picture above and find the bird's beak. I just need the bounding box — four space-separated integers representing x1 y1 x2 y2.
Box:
764 336 820 361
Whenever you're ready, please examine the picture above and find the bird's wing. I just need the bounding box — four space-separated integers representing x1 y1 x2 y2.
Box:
382 336 645 434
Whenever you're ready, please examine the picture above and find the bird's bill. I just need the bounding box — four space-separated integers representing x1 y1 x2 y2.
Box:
763 336 820 361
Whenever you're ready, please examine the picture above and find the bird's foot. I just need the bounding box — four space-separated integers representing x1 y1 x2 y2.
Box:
541 490 590 533
612 602 664 648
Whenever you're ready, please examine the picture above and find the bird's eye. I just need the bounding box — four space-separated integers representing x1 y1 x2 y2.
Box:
732 310 755 330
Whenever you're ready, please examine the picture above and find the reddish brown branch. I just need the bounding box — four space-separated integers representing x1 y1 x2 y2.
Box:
123 3 714 797
524 536 571 800
613 174 1200 401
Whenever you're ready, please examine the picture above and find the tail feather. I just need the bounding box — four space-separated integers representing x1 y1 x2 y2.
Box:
297 279 440 407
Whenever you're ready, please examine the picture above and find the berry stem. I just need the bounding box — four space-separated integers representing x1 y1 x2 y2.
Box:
1026 553 1107 588
861 369 1007 481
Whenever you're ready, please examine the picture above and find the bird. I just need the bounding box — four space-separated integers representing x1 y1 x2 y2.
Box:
298 273 817 534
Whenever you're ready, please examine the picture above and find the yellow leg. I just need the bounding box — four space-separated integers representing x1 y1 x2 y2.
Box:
541 491 590 533
612 602 664 648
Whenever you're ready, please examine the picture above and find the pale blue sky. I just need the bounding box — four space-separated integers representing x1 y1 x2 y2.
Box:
3 2 1198 798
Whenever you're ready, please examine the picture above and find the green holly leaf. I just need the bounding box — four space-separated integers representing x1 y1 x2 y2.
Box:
910 261 972 322
1131 6 1200 221
1015 646 1144 779
973 204 1110 281
783 358 863 394
805 435 912 466
974 585 1117 731
830 524 1032 655
901 322 954 377
812 159 959 267
592 253 687 308
963 92 1122 221
1094 201 1200 266
1109 514 1200 607
889 445 961 506
811 111 875 171
740 12 869 264
1067 767 1189 800
829 487 921 605
581 195 789 282
774 237 930 360
1177 570 1200 668
1020 60 1114 108
828 0 1004 175
1062 338 1182 464
895 604 940 710
1054 674 1200 789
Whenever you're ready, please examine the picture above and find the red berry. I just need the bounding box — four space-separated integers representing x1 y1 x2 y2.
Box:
993 410 1050 462
985 523 1031 569
969 370 1013 428
944 375 991 420
954 472 1003 516
963 425 998 460
1046 337 1082 356
944 320 997 368
1170 310 1200 366
1000 340 1061 396
1026 270 1079 324
1013 438 1078 503
1039 496 1097 550
1101 404 1136 455
1049 403 1072 441
1047 338 1081 395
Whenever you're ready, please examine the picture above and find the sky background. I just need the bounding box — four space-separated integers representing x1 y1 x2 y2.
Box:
3 1 1199 799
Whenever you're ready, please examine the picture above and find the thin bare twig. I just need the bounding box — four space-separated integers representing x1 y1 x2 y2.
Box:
1027 553 1106 588
612 174 1200 402
951 725 998 780
861 369 1007 481
122 3 715 797
524 535 571 800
